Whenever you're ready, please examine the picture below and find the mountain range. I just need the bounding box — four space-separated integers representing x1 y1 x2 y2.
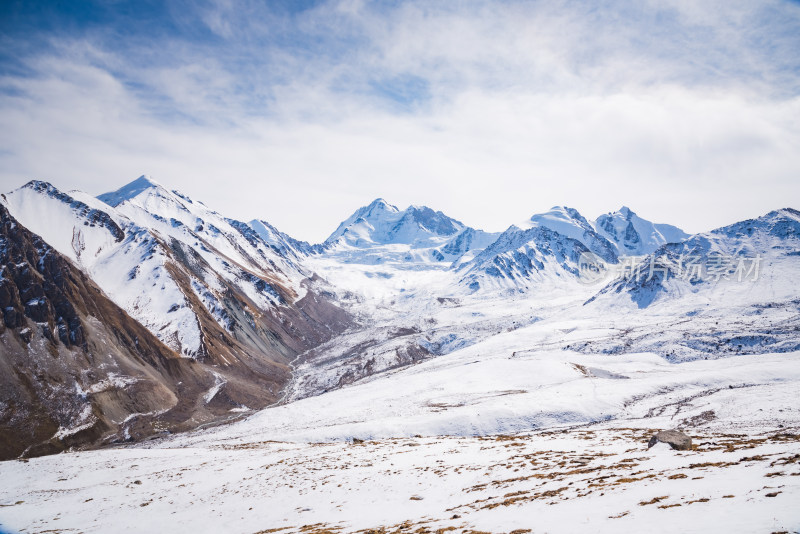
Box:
1 174 798 460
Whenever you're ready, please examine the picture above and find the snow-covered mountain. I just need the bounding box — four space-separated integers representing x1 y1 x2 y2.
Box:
593 207 800 309
324 198 463 248
595 206 689 256
0 201 220 459
3 177 351 433
454 206 617 292
3 174 800 532
522 206 619 262
574 208 800 360
318 198 500 265
452 206 693 293
248 218 316 259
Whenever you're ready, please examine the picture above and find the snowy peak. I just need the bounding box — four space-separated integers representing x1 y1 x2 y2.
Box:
715 207 800 240
595 207 689 256
524 205 593 231
519 206 618 263
4 181 126 267
325 199 465 248
454 206 621 292
325 198 398 244
17 180 124 242
96 175 162 207
365 197 398 215
97 175 204 227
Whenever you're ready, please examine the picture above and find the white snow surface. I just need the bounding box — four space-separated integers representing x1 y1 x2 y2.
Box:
2 317 799 533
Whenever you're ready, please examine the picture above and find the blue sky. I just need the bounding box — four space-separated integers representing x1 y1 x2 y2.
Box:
1 0 799 241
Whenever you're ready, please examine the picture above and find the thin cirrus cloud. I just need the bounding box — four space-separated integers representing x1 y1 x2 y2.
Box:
0 0 799 242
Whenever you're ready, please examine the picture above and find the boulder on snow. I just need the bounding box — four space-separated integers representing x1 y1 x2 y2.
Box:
648 430 692 451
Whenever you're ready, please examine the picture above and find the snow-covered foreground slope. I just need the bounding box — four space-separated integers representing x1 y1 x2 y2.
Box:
1 429 799 533
1 337 799 532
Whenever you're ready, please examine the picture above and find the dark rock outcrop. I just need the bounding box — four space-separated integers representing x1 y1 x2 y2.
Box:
648 429 693 451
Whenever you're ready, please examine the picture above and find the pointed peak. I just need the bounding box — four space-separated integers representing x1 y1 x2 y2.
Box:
97 175 163 207
133 174 159 186
529 206 589 225
355 198 399 219
20 179 57 193
366 198 397 212
542 205 582 217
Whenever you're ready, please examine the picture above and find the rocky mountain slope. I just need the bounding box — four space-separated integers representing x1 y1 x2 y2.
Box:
5 177 351 359
0 201 216 459
1 178 352 459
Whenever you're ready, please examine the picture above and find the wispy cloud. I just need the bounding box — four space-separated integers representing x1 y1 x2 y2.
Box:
1 0 799 241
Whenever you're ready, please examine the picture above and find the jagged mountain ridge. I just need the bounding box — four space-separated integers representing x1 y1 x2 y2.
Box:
324 198 464 247
263 198 688 279
457 224 611 292
249 218 317 259
452 205 696 292
315 198 502 266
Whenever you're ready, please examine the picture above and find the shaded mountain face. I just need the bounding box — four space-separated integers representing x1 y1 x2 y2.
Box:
458 224 608 292
595 206 689 256
0 202 208 460
96 174 159 207
249 219 316 259
521 206 619 263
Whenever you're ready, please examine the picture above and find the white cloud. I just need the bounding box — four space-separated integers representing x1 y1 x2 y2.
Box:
1 0 798 241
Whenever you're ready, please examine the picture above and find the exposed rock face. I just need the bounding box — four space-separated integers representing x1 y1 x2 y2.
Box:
1 202 189 459
0 204 350 460
648 429 693 451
